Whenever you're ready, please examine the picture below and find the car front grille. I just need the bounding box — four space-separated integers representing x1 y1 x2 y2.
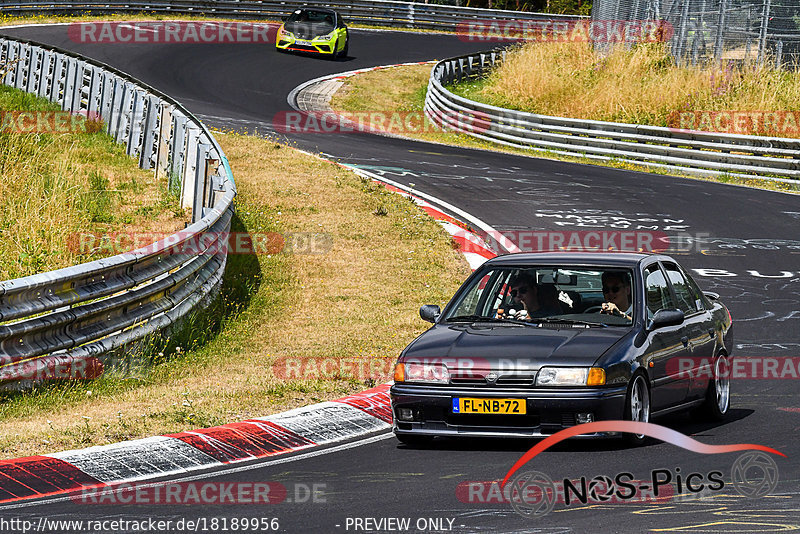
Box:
289 44 320 52
449 372 535 387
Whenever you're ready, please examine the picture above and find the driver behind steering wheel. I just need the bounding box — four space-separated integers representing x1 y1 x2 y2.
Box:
600 271 632 321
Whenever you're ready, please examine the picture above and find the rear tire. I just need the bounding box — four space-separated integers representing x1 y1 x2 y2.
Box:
700 354 731 420
623 374 651 446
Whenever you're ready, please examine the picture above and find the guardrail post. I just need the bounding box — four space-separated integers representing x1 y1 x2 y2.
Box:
26 46 40 94
110 80 128 140
69 60 85 112
155 102 173 180
181 126 201 213
14 43 28 90
140 94 160 169
126 88 145 158
38 50 52 98
49 54 64 104
171 112 189 187
99 72 115 125
87 66 103 117
193 143 211 221
62 57 77 111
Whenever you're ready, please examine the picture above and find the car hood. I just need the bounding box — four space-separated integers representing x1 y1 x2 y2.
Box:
401 323 628 371
283 22 334 38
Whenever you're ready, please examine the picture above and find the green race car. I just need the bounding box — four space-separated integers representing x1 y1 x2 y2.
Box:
276 7 349 59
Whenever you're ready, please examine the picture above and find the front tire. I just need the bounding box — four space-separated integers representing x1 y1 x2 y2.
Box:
700 354 731 420
336 35 348 60
623 374 651 446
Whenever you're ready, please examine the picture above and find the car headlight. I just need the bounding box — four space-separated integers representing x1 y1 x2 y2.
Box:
394 362 450 384
280 28 294 39
316 32 335 40
536 367 606 386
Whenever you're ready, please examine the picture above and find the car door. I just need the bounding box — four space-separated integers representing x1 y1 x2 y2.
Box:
663 262 716 400
642 262 690 411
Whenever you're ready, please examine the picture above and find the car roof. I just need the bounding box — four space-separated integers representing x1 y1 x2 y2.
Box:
483 251 671 267
296 6 338 14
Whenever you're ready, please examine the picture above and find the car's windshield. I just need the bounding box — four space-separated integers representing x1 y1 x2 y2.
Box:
286 9 336 31
445 265 635 326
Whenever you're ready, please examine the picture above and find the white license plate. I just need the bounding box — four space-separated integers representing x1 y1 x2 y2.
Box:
294 40 312 46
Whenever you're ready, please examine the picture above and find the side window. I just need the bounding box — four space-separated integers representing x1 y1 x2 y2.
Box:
663 263 699 315
644 264 675 317
682 267 711 311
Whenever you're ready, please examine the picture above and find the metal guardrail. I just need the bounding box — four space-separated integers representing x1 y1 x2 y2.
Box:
0 0 576 386
0 35 236 384
0 0 583 31
424 50 800 182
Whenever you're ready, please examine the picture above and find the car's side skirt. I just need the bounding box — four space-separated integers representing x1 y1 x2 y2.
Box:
651 397 705 418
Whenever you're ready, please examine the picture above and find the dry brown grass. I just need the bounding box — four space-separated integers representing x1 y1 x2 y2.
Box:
474 42 800 134
0 133 469 458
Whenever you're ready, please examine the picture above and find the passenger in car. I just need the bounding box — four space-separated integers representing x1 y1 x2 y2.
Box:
600 271 632 320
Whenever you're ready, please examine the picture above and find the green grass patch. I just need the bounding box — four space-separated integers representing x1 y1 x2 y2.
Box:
0 84 188 280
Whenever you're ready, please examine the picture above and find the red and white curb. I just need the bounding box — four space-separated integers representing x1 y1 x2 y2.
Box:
0 385 391 504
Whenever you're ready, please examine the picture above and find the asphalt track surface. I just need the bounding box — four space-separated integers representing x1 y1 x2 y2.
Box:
2 23 800 533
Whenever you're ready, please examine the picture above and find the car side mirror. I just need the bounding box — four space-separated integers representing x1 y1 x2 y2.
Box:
703 291 719 300
420 304 441 323
648 309 685 331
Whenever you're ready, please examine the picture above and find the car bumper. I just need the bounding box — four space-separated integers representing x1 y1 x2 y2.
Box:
276 38 336 55
390 384 627 439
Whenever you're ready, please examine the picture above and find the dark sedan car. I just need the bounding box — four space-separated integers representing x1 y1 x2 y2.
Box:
390 253 733 446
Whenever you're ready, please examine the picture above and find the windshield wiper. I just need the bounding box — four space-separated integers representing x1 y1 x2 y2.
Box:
534 317 609 328
447 315 529 325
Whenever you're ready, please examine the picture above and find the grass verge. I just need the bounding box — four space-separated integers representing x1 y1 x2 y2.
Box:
0 12 453 34
454 42 800 135
0 133 469 459
330 60 800 194
0 85 187 280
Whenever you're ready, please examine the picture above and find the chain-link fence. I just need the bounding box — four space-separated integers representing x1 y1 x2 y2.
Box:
592 0 800 68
